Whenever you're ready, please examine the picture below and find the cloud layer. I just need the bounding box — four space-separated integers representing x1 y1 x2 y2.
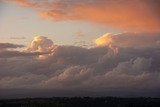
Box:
3 0 160 32
1 33 160 98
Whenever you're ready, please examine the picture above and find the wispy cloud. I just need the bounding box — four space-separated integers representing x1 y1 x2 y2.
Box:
10 37 26 40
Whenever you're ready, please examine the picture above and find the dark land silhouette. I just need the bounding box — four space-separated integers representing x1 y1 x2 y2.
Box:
0 97 160 107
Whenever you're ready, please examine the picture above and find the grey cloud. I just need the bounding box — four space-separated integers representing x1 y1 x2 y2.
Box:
0 43 24 50
1 33 160 97
0 50 48 58
0 45 160 97
0 42 49 58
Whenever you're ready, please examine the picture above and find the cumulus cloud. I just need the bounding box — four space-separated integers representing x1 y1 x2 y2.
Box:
27 35 56 59
27 35 54 52
0 34 160 98
95 33 113 46
3 0 160 32
95 32 160 48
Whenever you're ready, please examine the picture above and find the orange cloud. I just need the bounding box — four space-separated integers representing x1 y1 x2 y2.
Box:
4 0 33 7
3 0 160 32
95 33 113 46
95 32 160 48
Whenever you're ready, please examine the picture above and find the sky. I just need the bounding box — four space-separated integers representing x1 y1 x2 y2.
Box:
0 0 160 98
0 1 121 46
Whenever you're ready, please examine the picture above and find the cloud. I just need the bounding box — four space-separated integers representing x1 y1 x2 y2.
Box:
0 43 24 50
27 35 54 53
3 0 160 32
45 65 93 87
0 34 160 97
3 0 37 7
10 37 26 40
0 41 48 58
27 35 55 59
95 33 113 46
95 32 160 48
0 50 47 58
